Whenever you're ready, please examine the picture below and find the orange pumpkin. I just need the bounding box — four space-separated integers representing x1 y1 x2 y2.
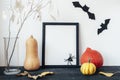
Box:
80 47 103 68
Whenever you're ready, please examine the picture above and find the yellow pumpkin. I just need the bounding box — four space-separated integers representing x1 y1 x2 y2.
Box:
24 35 40 70
80 60 96 75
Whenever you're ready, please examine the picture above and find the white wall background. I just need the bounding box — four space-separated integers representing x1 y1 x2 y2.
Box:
0 0 120 66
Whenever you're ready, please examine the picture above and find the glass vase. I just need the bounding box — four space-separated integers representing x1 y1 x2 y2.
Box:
3 37 21 75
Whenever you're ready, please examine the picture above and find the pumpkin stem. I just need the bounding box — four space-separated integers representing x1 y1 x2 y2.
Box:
88 58 91 63
31 35 33 38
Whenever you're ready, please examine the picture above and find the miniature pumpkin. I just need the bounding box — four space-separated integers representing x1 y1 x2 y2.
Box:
24 35 40 70
80 47 103 68
80 59 96 75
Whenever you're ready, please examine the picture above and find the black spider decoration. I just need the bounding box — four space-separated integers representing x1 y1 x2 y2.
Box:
64 54 75 65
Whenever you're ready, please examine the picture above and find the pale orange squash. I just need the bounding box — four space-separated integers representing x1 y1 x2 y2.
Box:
24 35 40 70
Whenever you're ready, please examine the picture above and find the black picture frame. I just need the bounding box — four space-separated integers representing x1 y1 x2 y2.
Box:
42 22 79 68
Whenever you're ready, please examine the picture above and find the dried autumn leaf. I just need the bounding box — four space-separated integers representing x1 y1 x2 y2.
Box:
16 71 54 80
38 71 54 77
16 71 29 76
28 74 38 80
32 76 38 80
28 73 32 77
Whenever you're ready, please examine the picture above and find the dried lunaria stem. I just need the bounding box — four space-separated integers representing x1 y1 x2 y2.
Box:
4 0 59 72
6 0 53 70
17 71 54 80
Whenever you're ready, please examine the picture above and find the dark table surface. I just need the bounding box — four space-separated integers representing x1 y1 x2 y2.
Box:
0 66 120 80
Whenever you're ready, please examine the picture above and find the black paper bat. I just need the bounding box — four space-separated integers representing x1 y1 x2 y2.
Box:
72 1 95 20
98 19 111 35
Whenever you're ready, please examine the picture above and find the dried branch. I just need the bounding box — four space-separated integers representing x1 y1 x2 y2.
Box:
6 0 51 70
